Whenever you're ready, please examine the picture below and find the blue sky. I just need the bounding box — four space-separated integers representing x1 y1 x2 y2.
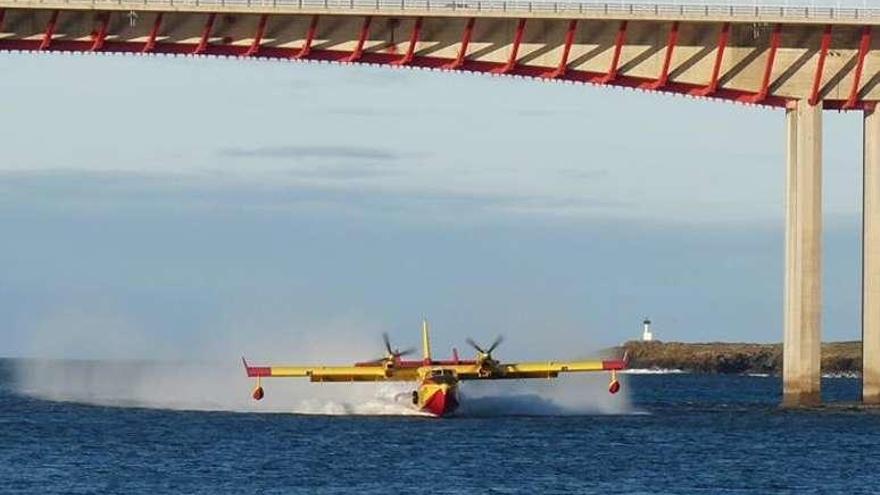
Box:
0 51 867 360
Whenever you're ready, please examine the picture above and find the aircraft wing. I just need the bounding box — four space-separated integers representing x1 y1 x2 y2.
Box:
451 358 627 380
242 358 419 382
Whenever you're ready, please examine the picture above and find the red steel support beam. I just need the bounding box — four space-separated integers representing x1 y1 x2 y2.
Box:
648 21 679 89
244 14 269 57
90 13 110 52
844 26 872 110
345 16 372 63
39 10 59 51
444 17 475 70
193 13 216 55
493 18 526 74
543 20 577 79
598 21 627 84
143 13 163 53
749 23 782 104
393 17 422 66
808 25 832 107
295 15 319 60
696 22 730 96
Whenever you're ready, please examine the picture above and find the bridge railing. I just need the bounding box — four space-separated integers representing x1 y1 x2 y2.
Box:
4 0 880 21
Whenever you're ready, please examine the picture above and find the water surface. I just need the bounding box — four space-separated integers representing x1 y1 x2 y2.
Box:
1 360 877 494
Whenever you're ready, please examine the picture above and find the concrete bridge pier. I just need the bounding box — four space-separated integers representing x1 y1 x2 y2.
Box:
783 99 823 408
863 107 880 405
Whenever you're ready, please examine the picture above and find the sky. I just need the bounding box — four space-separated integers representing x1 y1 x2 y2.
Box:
0 46 869 361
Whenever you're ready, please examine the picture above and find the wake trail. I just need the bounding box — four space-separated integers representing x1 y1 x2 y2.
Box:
12 359 634 416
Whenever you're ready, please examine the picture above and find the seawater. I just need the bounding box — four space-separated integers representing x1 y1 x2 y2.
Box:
1 359 878 494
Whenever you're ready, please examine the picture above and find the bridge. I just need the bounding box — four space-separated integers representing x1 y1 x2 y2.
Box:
2 0 880 406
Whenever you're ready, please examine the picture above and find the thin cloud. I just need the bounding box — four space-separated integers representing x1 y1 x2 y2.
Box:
281 164 400 180
556 168 610 181
0 168 627 221
220 145 403 161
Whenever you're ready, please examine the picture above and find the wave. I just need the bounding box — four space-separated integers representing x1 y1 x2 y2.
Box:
822 372 860 379
622 368 686 375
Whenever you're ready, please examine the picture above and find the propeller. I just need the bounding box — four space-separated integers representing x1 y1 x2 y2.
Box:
466 336 504 377
365 333 415 366
466 335 503 356
383 333 415 359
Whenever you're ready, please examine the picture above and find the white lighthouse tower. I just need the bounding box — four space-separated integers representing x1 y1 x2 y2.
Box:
641 318 654 342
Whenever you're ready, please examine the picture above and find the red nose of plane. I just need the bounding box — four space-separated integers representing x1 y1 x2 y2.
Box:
422 387 459 417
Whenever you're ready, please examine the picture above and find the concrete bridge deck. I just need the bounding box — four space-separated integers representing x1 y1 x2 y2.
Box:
0 0 879 26
1 1 880 406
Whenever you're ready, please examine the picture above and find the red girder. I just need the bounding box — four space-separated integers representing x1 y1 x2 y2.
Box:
809 25 832 107
143 13 163 53
543 19 577 79
696 22 730 97
90 13 110 52
18 13 880 111
295 15 319 60
193 13 216 55
493 18 526 75
0 9 7 32
345 16 372 63
444 17 475 70
844 26 872 110
1 31 809 109
245 14 269 57
598 21 627 84
393 17 422 66
646 21 679 89
39 10 59 51
749 23 782 104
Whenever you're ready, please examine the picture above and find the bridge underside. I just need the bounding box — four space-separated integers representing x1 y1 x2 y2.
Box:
0 7 879 108
2 3 880 406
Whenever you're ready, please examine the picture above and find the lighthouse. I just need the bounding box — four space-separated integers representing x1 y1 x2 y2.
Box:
642 318 654 342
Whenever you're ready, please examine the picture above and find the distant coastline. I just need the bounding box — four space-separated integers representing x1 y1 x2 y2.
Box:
615 341 861 376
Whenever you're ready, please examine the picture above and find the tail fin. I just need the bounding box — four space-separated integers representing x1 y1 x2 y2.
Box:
421 318 432 363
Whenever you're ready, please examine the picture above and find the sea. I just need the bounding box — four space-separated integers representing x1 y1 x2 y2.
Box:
1 359 878 494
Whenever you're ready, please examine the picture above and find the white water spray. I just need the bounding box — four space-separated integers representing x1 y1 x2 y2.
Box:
14 358 632 416
12 309 633 416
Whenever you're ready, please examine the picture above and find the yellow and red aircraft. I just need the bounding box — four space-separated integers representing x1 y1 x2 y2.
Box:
243 320 628 417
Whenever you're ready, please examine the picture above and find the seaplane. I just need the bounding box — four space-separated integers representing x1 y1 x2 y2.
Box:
242 320 628 417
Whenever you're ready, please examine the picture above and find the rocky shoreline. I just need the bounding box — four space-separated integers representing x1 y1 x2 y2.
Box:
615 341 862 376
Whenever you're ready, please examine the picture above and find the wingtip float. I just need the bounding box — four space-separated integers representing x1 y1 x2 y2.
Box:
242 320 628 418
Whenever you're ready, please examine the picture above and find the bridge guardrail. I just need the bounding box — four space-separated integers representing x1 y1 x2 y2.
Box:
4 0 880 21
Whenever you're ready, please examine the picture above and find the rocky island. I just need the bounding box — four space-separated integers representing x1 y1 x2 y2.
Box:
616 341 862 376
